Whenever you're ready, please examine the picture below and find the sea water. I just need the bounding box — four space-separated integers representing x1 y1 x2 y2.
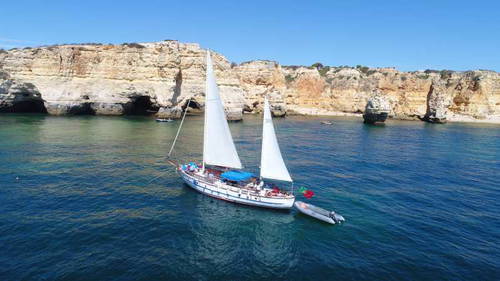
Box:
0 114 499 280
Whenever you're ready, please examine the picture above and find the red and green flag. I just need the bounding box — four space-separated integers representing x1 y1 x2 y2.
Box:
298 187 315 199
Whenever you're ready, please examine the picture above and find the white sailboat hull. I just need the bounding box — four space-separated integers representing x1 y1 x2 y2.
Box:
179 169 295 209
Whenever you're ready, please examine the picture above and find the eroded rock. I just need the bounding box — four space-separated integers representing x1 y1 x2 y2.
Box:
0 43 498 122
0 73 46 113
363 91 390 124
423 80 449 123
0 42 246 118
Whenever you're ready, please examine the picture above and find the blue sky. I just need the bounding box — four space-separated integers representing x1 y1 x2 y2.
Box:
1 0 499 71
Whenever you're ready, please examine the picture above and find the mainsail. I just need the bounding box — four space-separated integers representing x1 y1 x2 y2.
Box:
202 51 243 169
260 98 292 182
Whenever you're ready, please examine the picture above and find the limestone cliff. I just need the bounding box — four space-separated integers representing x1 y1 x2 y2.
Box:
1 41 499 123
0 41 245 119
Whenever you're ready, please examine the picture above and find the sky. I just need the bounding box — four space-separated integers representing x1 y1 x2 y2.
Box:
1 0 499 71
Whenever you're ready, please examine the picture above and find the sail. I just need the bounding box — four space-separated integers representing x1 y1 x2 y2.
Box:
260 98 292 182
203 51 243 169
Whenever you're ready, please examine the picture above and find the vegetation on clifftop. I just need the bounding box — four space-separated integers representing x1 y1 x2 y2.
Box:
121 43 145 48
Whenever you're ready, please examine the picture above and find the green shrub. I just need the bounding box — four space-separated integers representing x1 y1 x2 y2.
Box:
424 69 439 74
318 66 330 77
122 42 145 48
357 65 369 74
417 74 430 79
311 62 324 69
0 49 7 54
440 70 454 79
285 74 295 83
401 75 407 81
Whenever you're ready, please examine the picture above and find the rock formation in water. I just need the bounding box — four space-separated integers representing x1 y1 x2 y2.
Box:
422 80 449 123
363 90 390 124
0 41 499 123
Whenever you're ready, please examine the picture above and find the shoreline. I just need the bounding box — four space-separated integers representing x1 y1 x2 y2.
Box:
284 108 500 125
3 111 500 125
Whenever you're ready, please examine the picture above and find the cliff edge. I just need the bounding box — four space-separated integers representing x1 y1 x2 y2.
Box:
1 41 499 123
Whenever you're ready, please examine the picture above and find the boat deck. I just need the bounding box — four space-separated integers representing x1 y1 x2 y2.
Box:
180 167 293 199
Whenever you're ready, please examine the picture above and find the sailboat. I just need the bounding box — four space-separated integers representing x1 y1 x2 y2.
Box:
176 51 295 209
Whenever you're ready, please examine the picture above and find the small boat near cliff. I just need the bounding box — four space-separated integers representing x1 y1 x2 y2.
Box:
170 51 295 209
156 118 173 122
294 201 345 224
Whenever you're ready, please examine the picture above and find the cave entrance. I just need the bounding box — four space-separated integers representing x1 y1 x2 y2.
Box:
182 100 203 115
68 103 96 115
0 99 48 113
126 96 159 115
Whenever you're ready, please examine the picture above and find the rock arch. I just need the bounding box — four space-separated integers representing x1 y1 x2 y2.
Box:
0 81 47 113
182 99 202 113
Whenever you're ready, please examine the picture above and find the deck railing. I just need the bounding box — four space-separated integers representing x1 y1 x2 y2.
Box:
183 170 293 199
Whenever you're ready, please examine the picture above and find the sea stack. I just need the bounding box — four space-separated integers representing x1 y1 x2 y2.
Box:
363 91 390 124
422 80 449 123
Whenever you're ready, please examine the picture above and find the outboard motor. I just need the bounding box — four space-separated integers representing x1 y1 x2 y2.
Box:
330 211 345 223
334 213 345 223
329 211 339 223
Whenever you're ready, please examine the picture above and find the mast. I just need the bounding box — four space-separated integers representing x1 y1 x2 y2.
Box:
259 97 292 182
202 51 242 169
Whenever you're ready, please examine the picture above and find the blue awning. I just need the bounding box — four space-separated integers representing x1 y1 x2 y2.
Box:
221 170 254 181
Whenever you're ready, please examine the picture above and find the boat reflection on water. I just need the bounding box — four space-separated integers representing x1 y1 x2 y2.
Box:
178 189 297 277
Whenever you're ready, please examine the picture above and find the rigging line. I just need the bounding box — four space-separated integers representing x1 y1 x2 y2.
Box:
147 171 167 184
168 97 192 158
146 160 180 185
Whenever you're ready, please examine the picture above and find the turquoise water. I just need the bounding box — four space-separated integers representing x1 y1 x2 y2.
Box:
1 114 499 280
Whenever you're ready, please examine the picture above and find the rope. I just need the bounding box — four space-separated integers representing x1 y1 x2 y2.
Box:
147 99 191 185
146 160 179 184
147 171 167 184
167 97 191 158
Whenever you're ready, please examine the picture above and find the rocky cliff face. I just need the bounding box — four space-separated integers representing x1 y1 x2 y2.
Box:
249 64 500 123
1 41 499 123
0 41 245 119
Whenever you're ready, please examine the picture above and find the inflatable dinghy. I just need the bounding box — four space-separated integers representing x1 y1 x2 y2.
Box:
156 118 173 122
294 201 345 224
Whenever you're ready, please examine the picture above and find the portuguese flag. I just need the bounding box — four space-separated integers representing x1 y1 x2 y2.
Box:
298 187 315 199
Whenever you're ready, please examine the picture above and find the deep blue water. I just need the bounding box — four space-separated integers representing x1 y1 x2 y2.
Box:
0 114 499 281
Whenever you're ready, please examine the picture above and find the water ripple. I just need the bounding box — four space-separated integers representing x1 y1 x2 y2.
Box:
0 114 499 280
